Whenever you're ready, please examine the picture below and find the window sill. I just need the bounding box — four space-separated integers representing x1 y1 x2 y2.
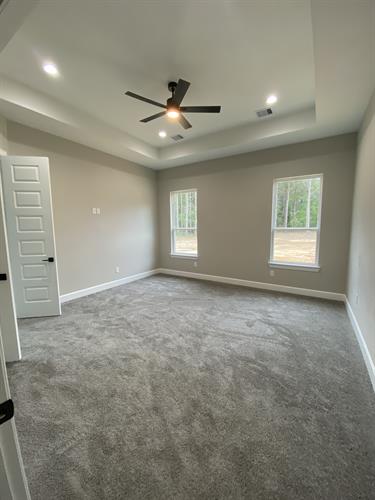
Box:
170 253 198 260
268 261 320 272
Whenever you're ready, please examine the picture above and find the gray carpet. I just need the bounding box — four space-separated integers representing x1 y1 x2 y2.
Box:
7 275 375 500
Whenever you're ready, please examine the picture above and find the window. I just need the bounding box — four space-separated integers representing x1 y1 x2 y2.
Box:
170 189 198 257
270 174 323 268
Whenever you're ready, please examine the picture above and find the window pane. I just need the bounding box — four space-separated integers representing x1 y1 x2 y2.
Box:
174 229 197 255
286 179 308 228
276 181 288 227
275 178 321 229
309 178 320 228
272 176 321 265
273 229 317 264
171 190 197 255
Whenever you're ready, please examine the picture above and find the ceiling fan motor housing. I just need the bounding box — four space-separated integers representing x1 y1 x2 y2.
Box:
168 81 177 94
167 97 178 109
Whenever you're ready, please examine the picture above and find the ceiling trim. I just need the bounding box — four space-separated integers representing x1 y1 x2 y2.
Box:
0 75 159 166
0 75 318 169
159 107 316 166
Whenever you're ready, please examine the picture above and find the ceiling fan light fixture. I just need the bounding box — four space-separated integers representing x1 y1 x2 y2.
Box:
167 109 180 119
125 78 221 130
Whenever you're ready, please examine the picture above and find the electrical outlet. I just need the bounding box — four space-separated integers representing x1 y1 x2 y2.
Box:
193 261 198 268
270 270 275 277
115 266 120 273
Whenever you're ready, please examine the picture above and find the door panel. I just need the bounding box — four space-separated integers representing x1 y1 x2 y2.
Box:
22 263 47 279
17 216 44 231
0 156 61 318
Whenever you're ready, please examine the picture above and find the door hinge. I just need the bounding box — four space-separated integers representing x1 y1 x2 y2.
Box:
0 273 7 281
0 399 14 425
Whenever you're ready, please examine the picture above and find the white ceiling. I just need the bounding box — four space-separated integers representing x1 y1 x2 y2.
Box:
0 0 374 169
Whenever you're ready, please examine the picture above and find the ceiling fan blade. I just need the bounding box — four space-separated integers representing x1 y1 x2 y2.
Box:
180 106 221 113
178 114 192 130
125 91 166 109
140 111 166 123
173 79 191 105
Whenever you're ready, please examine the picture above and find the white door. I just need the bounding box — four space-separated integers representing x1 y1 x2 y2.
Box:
0 327 30 500
0 156 61 318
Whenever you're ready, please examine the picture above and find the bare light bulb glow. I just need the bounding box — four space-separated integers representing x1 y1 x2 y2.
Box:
158 130 167 138
266 94 278 105
167 109 180 119
43 63 59 77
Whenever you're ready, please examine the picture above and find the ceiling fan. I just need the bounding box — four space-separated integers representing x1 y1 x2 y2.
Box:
125 79 221 130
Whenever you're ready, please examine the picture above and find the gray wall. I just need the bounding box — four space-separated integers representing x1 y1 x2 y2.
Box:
7 121 158 295
347 89 375 364
158 134 356 294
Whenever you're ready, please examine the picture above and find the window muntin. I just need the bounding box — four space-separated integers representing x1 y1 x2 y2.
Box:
170 190 197 256
270 175 322 266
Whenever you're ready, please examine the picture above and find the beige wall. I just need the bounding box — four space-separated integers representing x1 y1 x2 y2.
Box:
7 121 158 295
347 89 375 365
158 134 356 294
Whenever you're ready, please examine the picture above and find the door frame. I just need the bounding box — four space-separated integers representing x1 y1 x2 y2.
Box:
0 166 21 362
0 169 30 499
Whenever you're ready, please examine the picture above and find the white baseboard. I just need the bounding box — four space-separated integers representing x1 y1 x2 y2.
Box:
345 299 375 392
60 269 158 303
156 268 346 302
61 268 346 303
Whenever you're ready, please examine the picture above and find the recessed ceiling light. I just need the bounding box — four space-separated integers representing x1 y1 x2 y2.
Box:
158 130 167 138
167 109 180 119
266 94 277 105
43 63 59 77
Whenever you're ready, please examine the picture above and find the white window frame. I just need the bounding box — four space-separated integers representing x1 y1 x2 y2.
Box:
170 188 198 258
269 174 323 271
